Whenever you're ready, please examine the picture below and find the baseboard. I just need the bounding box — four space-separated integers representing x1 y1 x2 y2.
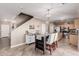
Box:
11 43 26 48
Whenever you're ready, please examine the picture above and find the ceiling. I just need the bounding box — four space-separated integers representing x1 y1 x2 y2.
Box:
0 3 79 21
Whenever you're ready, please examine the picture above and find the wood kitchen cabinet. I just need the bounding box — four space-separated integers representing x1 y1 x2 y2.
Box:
69 35 78 46
74 19 79 28
69 23 75 29
74 19 79 50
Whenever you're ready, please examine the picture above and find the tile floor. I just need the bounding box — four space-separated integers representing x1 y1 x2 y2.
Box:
0 37 10 50
0 39 79 56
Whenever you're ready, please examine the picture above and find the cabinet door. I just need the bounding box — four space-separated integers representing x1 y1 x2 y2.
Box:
75 35 78 46
69 35 77 46
69 35 74 45
75 19 79 28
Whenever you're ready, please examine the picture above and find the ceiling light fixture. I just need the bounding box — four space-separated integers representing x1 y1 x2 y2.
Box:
45 3 66 20
46 8 52 17
61 3 65 5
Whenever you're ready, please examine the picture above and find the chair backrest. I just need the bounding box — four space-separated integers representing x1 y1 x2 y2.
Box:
53 32 59 42
46 33 56 45
46 35 49 41
36 35 42 40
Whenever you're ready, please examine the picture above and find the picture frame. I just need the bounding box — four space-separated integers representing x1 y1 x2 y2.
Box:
29 25 34 29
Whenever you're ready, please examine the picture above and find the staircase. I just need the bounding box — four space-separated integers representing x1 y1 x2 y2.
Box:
14 12 33 28
11 12 34 48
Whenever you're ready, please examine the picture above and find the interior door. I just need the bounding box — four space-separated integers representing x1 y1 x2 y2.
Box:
1 24 10 38
41 24 46 34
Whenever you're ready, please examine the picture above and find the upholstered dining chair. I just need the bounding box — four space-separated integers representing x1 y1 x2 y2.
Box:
53 32 59 49
46 33 56 54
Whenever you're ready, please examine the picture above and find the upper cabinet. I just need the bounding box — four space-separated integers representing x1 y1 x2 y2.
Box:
74 19 79 29
69 23 75 29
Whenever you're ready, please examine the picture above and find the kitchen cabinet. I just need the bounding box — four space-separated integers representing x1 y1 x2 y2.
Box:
74 19 79 50
69 23 75 29
69 35 78 46
74 19 79 29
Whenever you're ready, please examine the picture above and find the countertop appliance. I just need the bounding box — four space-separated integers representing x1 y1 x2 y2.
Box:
69 29 78 35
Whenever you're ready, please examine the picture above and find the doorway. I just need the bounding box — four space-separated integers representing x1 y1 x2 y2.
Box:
0 24 11 50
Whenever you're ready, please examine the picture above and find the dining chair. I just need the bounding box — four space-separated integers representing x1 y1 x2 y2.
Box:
53 32 59 49
35 34 46 54
46 33 56 54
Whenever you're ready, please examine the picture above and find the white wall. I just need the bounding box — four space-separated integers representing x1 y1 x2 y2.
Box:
11 18 45 48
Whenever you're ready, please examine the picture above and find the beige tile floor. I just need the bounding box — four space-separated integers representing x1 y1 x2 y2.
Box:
0 39 79 56
0 37 10 50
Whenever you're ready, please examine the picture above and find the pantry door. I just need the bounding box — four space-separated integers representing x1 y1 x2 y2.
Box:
1 24 10 38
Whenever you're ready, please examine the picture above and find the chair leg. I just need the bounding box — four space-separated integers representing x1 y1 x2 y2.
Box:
52 43 56 50
49 49 51 55
56 41 58 48
43 51 45 54
35 47 36 51
49 45 52 55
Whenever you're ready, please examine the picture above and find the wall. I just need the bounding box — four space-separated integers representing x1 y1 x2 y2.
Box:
11 18 45 48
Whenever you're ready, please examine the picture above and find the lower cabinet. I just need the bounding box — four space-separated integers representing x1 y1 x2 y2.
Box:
69 35 78 46
25 35 35 44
